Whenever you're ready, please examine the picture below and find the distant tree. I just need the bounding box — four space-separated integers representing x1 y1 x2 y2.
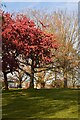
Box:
8 70 28 88
43 11 78 88
23 10 79 88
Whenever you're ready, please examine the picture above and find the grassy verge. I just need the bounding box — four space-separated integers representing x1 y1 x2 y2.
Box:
2 88 80 119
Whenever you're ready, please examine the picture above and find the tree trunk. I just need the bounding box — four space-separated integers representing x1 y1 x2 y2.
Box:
30 68 34 88
30 60 34 88
72 71 75 88
19 79 22 88
73 82 75 88
41 82 45 88
63 71 67 88
3 72 8 90
55 69 57 81
54 69 57 88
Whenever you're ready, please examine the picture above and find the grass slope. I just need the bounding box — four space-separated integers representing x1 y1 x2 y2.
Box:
2 88 80 119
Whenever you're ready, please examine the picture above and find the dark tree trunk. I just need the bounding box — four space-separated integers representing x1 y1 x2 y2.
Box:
63 71 67 88
73 83 75 88
72 70 75 88
30 60 34 88
3 72 8 90
41 82 45 88
55 69 57 81
64 77 67 88
30 67 34 88
19 79 22 88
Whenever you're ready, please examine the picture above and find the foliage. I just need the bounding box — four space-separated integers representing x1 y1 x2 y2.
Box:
2 12 19 74
2 12 59 89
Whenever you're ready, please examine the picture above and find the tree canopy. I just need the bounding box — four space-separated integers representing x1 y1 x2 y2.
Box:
2 12 59 89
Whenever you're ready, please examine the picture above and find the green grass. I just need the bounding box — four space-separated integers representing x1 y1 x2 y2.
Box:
2 88 80 119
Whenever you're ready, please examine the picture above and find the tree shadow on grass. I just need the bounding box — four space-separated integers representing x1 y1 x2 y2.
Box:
2 88 79 119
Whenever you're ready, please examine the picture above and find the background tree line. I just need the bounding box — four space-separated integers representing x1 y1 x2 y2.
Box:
1 8 80 90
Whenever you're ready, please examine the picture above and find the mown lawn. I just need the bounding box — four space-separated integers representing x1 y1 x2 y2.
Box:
2 88 80 119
